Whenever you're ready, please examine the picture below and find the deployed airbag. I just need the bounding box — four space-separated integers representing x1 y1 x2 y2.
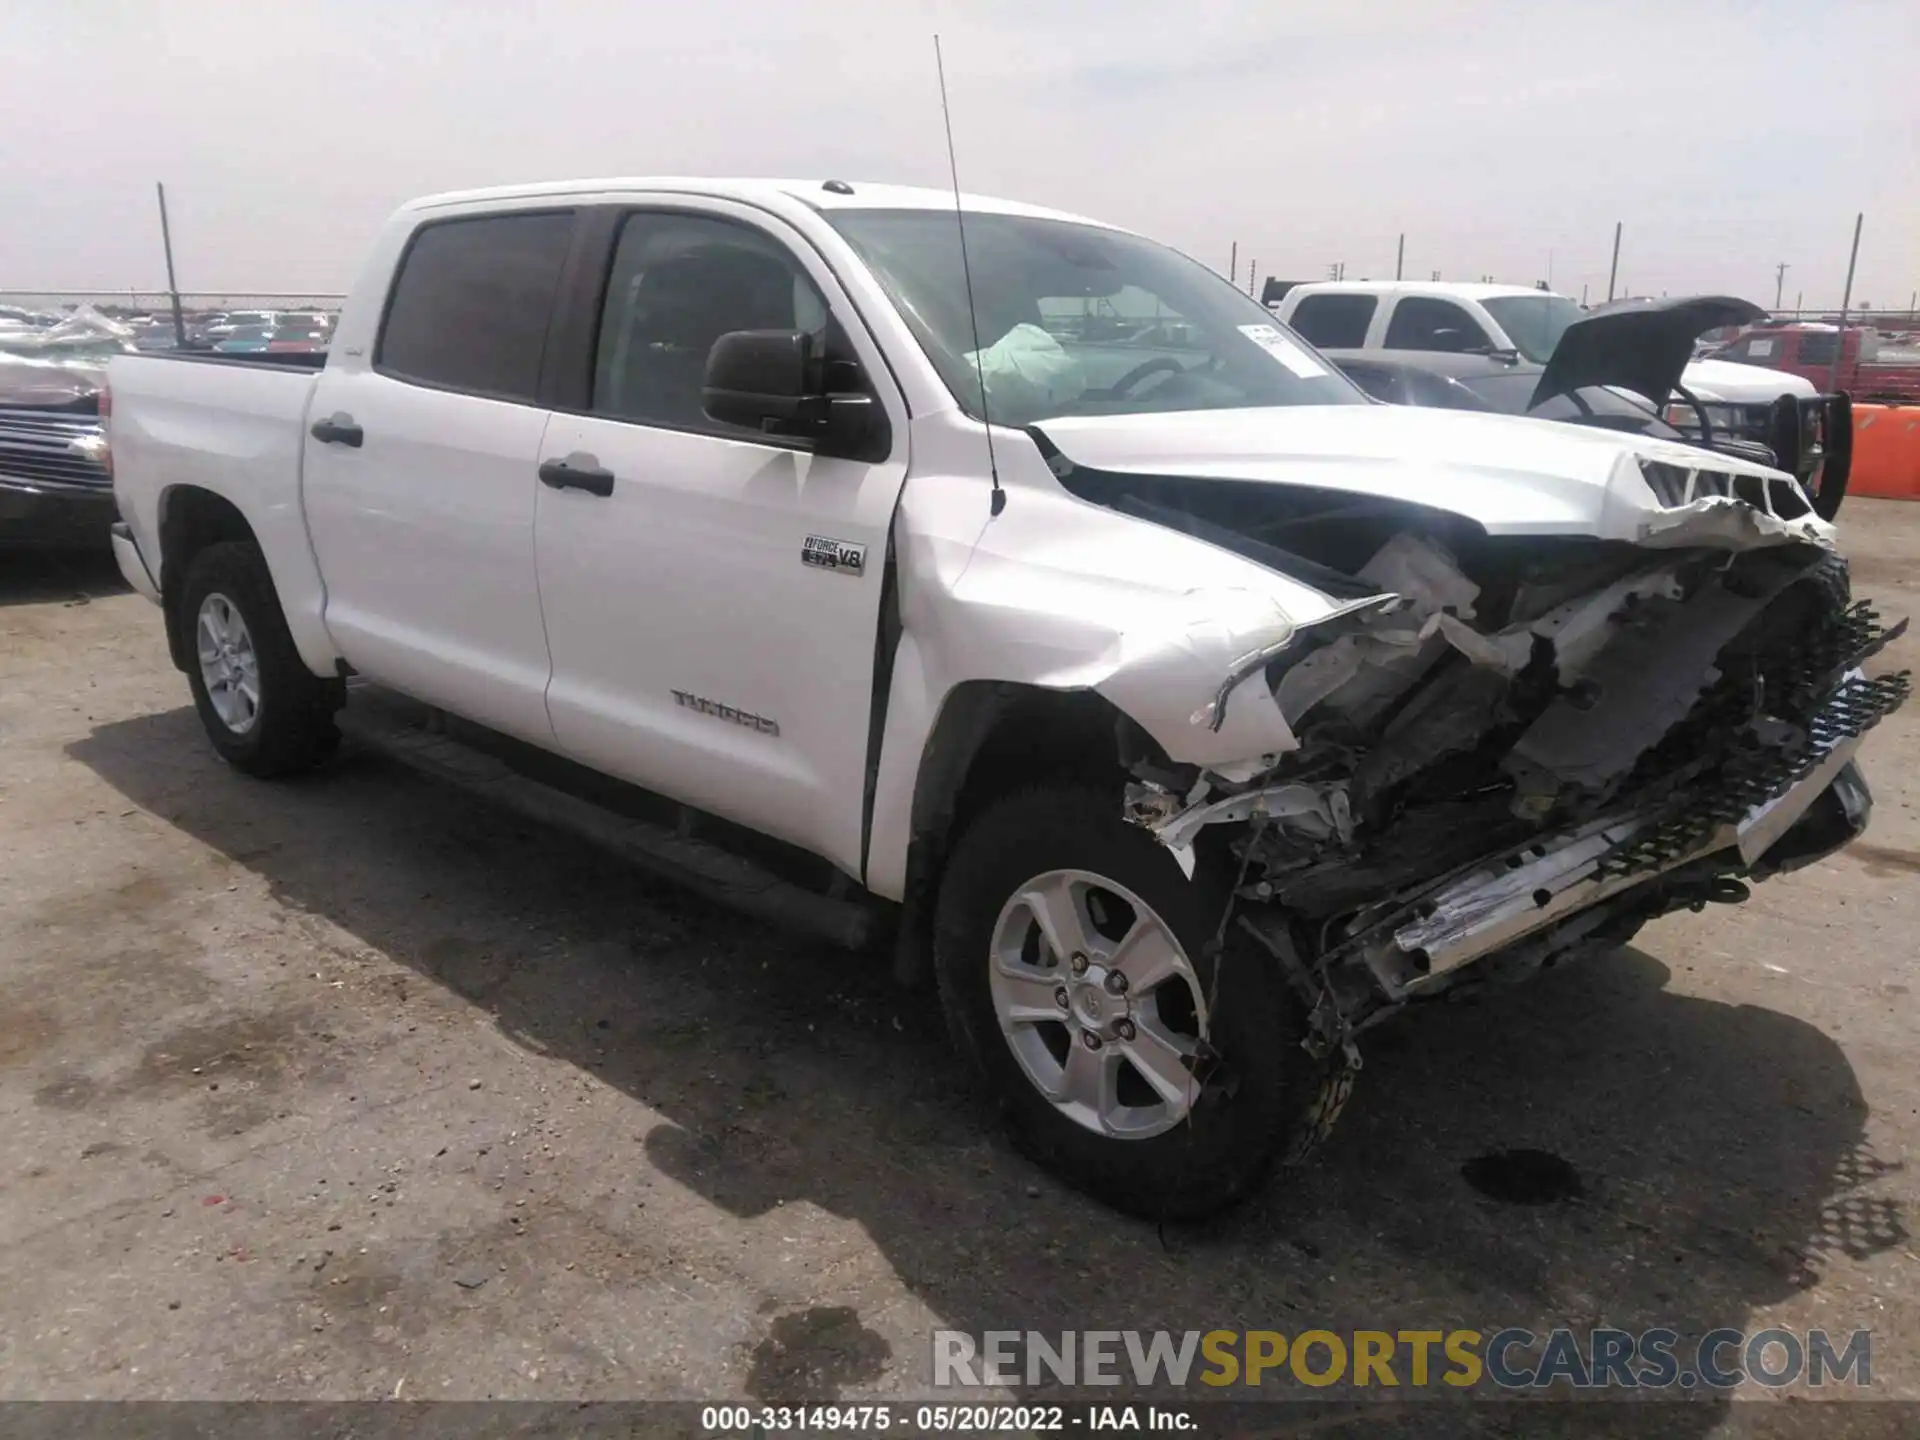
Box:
964 323 1086 420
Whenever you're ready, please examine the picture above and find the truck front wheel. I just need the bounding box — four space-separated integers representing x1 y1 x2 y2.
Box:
178 541 340 777
933 786 1340 1220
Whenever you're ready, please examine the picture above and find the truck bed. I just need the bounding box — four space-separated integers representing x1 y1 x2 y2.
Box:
106 348 332 669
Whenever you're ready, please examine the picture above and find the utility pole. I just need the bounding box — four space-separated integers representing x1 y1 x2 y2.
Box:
1606 221 1622 302
1395 233 1405 281
1829 212 1863 393
1229 241 1237 284
1247 258 1256 297
1774 262 1789 310
156 182 186 347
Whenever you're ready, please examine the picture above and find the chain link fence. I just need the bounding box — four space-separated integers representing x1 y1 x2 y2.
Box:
1 290 347 354
2 289 345 316
1767 306 1920 333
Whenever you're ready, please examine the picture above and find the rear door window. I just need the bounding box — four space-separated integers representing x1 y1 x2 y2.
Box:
1287 294 1377 349
1382 297 1493 353
377 211 575 402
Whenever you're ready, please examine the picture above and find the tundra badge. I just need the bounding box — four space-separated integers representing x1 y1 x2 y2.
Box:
802 534 866 576
671 690 780 737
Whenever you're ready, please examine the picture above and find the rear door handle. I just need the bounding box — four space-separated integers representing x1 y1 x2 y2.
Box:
310 414 364 447
538 456 615 497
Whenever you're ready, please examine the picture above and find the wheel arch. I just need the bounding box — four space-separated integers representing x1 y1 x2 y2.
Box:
890 678 1164 986
157 485 260 672
155 483 340 679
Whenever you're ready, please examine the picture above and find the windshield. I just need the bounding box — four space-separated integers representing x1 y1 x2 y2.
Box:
825 210 1366 426
1481 294 1587 363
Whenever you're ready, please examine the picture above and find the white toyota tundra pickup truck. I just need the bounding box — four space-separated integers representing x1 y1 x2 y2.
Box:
106 178 1908 1219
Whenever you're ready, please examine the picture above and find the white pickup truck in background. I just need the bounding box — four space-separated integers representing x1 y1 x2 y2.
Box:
1274 280 1820 419
106 178 1906 1219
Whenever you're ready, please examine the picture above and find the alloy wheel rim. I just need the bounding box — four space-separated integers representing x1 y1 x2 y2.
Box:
987 868 1210 1139
195 592 261 735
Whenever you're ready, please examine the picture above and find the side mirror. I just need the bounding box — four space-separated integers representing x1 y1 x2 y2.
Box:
702 328 890 461
703 329 815 430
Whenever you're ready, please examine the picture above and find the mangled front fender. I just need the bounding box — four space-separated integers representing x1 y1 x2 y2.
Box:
863 443 1354 899
1091 591 1416 772
882 437 1355 774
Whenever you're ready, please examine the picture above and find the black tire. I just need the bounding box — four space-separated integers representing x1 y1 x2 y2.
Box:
177 540 340 777
933 786 1342 1221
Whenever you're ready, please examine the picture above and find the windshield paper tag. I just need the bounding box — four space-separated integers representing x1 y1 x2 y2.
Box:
1239 323 1328 379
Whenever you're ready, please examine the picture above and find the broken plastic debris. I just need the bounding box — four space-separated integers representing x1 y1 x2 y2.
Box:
1358 532 1480 619
1151 781 1352 853
1425 611 1534 675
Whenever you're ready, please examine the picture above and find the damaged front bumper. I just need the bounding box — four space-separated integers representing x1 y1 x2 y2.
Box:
1342 659 1903 1001
1380 737 1872 996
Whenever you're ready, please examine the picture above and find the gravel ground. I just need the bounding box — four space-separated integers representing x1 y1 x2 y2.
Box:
1 501 1916 1436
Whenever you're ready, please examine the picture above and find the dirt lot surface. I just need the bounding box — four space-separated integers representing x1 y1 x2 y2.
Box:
2 502 1917 1435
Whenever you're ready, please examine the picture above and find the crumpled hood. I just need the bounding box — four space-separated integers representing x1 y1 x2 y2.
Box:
1530 295 1766 410
1031 404 1834 549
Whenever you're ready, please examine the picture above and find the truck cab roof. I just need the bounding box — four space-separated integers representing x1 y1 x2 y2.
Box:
404 177 1116 230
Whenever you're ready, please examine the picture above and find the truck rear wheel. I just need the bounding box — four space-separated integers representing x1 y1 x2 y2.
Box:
933 786 1341 1220
178 541 340 777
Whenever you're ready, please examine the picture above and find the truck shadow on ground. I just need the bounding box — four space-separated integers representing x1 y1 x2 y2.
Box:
0 547 127 608
69 710 1909 1436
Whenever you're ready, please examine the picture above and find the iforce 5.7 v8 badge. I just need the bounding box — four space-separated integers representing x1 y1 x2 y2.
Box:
802 534 866 576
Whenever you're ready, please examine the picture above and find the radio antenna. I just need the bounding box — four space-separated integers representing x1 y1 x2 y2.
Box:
934 34 1005 518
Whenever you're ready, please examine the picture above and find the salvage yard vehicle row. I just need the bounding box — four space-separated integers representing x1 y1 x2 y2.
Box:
1272 280 1850 496
105 177 1909 1217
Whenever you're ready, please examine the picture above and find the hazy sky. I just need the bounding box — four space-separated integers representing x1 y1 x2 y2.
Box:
5 0 1916 308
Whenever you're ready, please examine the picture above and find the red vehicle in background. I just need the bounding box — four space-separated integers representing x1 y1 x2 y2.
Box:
1712 325 1920 404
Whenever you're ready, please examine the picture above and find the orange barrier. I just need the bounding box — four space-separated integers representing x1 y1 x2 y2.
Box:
1850 404 1920 501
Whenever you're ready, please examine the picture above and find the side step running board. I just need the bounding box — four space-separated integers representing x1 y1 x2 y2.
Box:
335 699 878 951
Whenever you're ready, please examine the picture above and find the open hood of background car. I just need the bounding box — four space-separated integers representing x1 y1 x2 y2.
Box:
1531 296 1767 412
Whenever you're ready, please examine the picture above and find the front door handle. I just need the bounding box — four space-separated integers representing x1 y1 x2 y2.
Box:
310 413 364 447
538 456 616 497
